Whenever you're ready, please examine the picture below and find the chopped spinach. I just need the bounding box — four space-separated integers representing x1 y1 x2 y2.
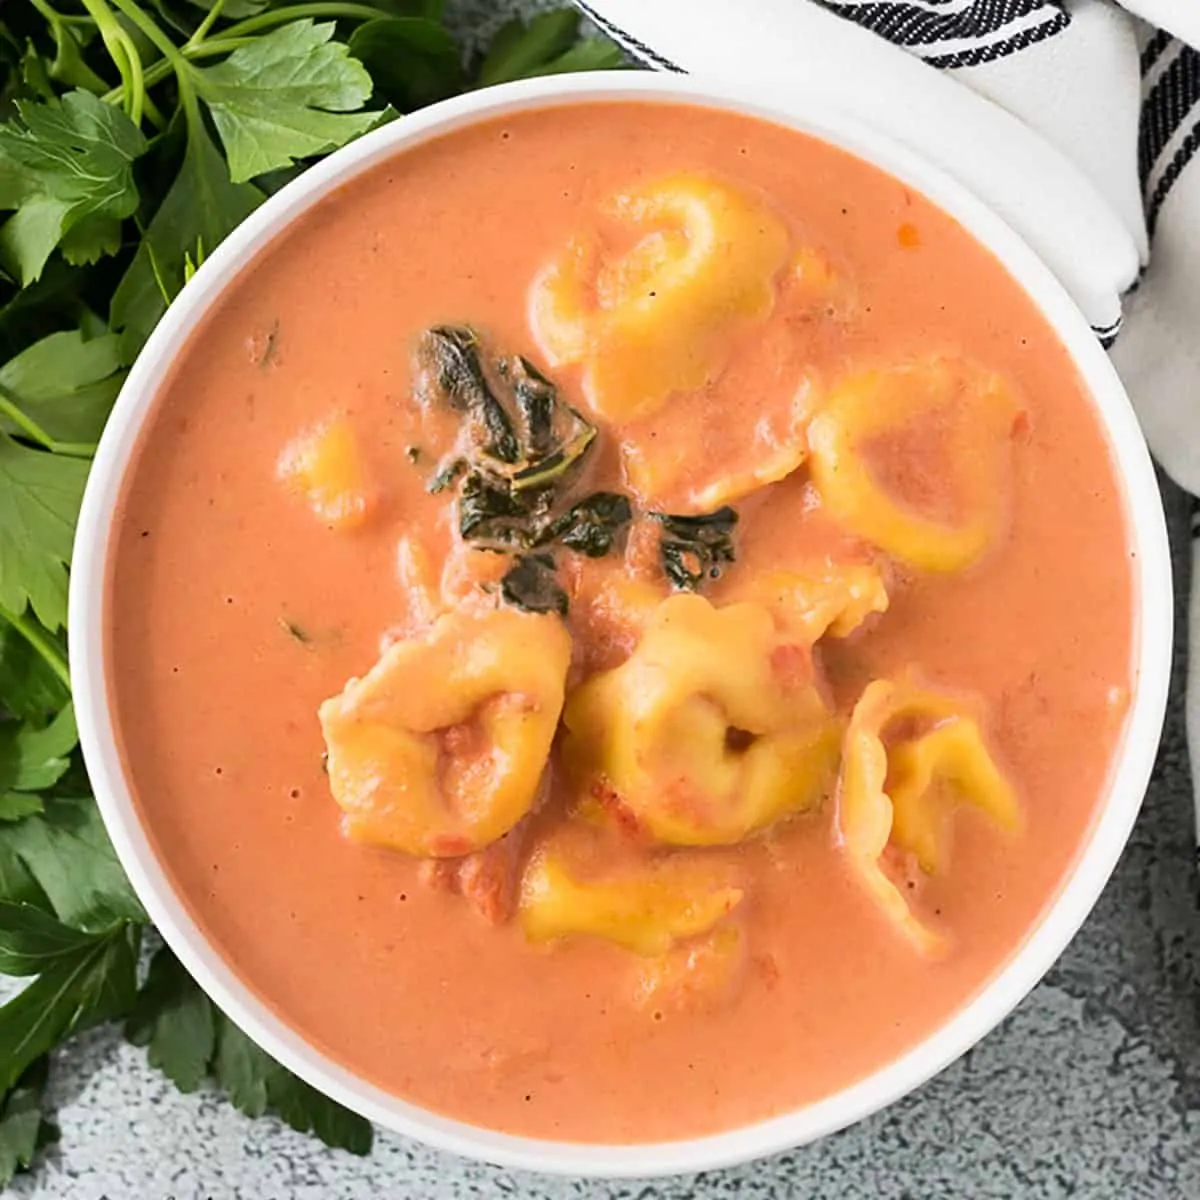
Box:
500 554 569 616
420 326 521 464
278 617 310 644
509 426 597 492
459 470 549 548
653 507 740 590
420 329 639 616
427 458 466 495
508 356 558 459
537 493 632 558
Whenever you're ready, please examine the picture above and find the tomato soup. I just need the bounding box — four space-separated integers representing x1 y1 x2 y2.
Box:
106 102 1132 1143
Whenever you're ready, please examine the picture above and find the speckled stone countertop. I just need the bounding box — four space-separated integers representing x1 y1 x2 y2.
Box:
11 1 1200 1193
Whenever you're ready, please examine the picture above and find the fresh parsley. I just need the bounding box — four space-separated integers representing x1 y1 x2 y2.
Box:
191 21 379 183
0 90 147 284
0 0 622 1185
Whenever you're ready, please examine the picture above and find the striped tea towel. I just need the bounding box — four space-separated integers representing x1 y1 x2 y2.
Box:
575 0 1200 837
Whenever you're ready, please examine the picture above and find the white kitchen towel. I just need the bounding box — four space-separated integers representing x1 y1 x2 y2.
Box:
575 0 1200 829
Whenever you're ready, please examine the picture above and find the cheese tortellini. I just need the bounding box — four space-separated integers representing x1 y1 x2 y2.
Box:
529 173 791 422
563 593 842 846
837 680 1019 955
632 925 746 1015
319 607 571 857
519 842 743 955
727 560 890 643
277 417 375 529
807 357 1020 572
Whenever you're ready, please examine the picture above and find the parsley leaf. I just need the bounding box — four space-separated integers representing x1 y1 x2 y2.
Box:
0 793 41 822
192 21 377 183
266 1063 374 1155
215 1014 372 1153
213 1012 271 1116
0 797 145 929
0 91 147 284
34 5 109 94
0 901 98 975
111 113 262 361
0 923 138 1093
476 11 581 86
126 944 215 1093
0 434 90 631
0 704 77 810
0 327 123 446
0 1058 57 1188
349 18 463 110
0 620 68 723
522 38 628 77
0 839 43 910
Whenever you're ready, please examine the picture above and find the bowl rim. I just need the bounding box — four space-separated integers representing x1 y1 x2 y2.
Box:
70 70 1173 1178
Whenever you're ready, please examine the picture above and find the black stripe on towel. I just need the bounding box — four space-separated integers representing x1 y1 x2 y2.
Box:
1092 315 1123 349
813 0 1067 54
1139 43 1200 190
1147 124 1200 238
571 1 683 72
921 11 1068 69
1141 28 1173 75
1139 42 1200 235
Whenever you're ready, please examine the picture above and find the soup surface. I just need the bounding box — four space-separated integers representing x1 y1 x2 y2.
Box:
107 101 1132 1142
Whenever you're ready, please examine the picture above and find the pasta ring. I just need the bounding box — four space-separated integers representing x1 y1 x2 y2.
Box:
530 173 790 422
836 679 1018 955
319 607 571 857
564 593 841 846
807 357 1020 572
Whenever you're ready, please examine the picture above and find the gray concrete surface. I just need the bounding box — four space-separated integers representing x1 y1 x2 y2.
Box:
10 1 1200 1194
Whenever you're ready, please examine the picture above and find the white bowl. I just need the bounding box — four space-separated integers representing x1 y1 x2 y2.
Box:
70 72 1172 1177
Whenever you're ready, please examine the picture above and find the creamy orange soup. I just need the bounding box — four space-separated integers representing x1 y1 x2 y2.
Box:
107 102 1132 1143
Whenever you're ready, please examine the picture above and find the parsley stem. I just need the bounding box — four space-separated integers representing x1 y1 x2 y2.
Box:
0 606 71 690
107 3 384 101
80 0 147 125
108 0 184 68
0 389 99 460
187 0 226 48
124 38 255 99
215 4 387 40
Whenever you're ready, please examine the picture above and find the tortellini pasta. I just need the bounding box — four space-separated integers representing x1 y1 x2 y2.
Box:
836 679 1019 955
632 925 746 1014
563 593 842 846
319 607 571 857
621 375 814 512
529 173 791 422
807 357 1020 572
789 245 856 320
728 560 889 643
519 842 743 955
277 417 375 529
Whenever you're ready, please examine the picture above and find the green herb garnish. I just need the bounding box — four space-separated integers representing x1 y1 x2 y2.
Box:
653 507 740 590
500 553 568 617
426 457 466 495
421 326 522 463
509 355 558 458
421 326 640 613
537 492 633 558
0 3 620 1184
458 468 550 547
278 617 310 645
